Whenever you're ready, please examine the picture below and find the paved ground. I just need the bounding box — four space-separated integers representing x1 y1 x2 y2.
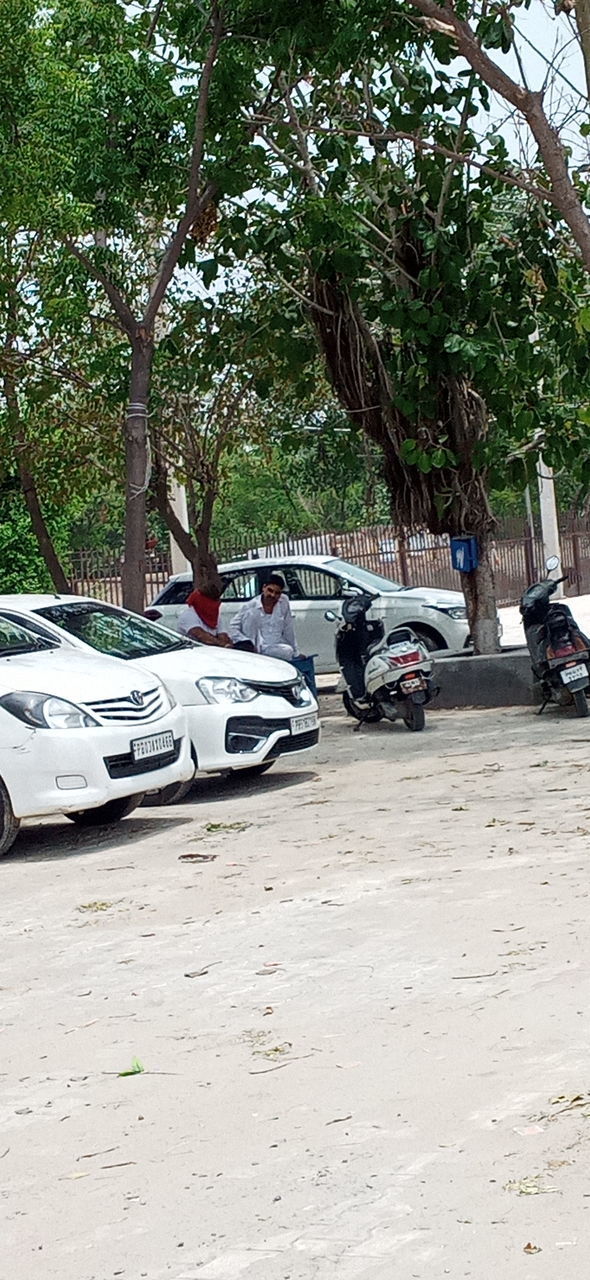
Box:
2 698 590 1279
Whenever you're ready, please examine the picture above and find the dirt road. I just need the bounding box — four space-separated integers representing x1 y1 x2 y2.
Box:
2 702 590 1279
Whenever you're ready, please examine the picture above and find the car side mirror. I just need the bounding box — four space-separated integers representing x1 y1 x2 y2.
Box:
324 610 337 622
341 585 362 598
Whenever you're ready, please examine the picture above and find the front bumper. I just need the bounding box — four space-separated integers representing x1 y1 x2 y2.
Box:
2 704 192 818
183 694 320 772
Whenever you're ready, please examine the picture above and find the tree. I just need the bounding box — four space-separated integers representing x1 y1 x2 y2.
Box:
1 0 280 608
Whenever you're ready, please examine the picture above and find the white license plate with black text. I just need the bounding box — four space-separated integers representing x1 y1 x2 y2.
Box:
132 730 174 762
291 713 319 735
401 677 426 692
560 664 587 686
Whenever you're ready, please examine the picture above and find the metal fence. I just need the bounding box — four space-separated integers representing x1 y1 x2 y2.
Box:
68 514 590 608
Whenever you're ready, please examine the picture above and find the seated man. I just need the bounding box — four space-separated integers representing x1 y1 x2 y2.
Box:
177 585 233 648
229 573 299 661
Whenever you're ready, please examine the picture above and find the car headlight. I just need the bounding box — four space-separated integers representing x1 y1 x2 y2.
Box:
0 692 100 729
197 677 259 704
294 678 313 705
426 605 468 620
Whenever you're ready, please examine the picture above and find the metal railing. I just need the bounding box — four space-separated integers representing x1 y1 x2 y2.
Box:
68 514 590 608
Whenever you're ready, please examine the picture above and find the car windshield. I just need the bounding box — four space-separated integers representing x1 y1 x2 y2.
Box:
36 602 193 660
325 559 403 593
0 616 57 656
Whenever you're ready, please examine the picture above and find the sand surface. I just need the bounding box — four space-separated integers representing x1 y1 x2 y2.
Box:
2 700 590 1279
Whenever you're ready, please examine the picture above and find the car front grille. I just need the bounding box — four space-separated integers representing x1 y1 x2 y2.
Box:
84 687 164 724
104 738 181 779
244 680 307 706
268 728 319 757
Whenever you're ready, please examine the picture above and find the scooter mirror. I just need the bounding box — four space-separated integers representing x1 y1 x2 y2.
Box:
546 555 560 572
324 610 337 622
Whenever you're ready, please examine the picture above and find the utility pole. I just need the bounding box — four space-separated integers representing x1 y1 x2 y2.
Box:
537 456 563 597
168 478 191 575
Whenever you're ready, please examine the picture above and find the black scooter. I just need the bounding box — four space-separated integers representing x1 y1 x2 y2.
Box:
520 560 590 717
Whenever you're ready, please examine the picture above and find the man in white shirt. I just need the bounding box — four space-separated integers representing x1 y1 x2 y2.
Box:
229 574 299 660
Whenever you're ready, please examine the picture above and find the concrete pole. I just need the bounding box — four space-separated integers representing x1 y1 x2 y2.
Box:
168 478 192 575
537 455 564 597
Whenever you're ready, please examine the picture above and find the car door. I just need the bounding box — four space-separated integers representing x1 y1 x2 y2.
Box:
277 565 345 672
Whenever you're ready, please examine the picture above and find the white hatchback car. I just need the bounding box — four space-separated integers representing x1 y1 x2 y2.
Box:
0 614 191 857
0 597 320 796
147 555 472 673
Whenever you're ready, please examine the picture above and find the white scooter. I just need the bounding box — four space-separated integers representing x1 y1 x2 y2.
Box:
325 591 437 731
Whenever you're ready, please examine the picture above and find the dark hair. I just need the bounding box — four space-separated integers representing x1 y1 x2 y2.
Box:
263 572 285 589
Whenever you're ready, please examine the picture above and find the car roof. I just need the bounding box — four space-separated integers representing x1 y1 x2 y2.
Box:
166 554 339 584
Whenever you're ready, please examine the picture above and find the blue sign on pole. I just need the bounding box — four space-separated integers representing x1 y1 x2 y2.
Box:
450 536 479 573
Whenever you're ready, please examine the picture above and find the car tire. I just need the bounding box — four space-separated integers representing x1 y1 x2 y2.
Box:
411 626 444 652
66 794 145 826
232 761 275 779
0 777 20 857
141 778 195 807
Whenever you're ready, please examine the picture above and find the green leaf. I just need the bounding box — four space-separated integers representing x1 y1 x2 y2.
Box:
200 259 219 289
118 1058 145 1077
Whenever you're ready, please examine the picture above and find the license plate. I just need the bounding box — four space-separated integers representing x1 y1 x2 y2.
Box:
291 713 319 735
401 677 426 692
131 730 174 761
560 664 587 685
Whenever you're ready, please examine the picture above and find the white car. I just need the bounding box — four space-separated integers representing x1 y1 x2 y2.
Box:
0 614 191 857
0 597 320 793
147 555 472 673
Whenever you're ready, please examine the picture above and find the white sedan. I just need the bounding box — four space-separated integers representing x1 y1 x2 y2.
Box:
0 597 320 798
0 614 191 856
147 554 472 673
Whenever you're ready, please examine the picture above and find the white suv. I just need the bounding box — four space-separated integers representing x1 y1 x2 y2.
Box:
148 555 472 672
0 615 191 856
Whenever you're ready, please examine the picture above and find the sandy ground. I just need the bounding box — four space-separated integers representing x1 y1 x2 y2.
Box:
2 699 590 1280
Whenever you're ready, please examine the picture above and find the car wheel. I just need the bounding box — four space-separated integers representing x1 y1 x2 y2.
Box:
66 794 145 826
232 761 275 779
141 778 195 807
0 777 20 857
411 626 444 652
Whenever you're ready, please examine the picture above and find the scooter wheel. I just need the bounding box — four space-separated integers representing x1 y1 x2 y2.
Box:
403 701 426 732
342 692 382 722
573 689 589 717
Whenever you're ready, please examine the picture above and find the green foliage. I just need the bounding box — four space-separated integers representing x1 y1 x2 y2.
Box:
0 489 73 591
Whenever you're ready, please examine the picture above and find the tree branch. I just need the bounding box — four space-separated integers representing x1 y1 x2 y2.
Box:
250 113 561 207
62 240 137 337
407 0 590 272
143 3 225 329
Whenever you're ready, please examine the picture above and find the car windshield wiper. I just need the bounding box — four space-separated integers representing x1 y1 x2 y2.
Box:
0 642 57 656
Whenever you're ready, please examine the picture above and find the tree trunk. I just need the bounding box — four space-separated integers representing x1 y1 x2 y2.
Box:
122 335 154 612
460 539 500 654
575 0 590 100
18 457 72 594
2 348 71 593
